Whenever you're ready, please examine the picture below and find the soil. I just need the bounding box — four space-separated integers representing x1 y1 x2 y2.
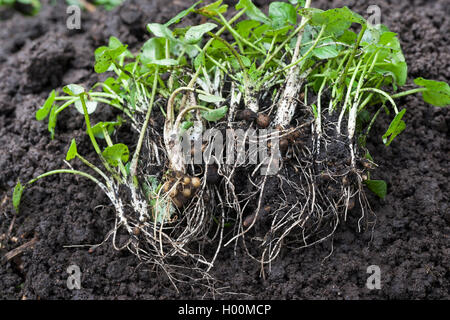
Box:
0 0 448 300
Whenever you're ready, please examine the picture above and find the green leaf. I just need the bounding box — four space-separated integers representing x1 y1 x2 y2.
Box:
375 61 407 89
364 180 387 199
198 0 228 17
382 108 406 146
94 41 128 73
103 77 121 94
66 139 78 161
269 2 297 29
236 20 261 38
102 143 130 167
147 23 175 40
300 7 366 34
338 30 357 44
230 55 251 70
94 49 113 73
165 1 202 26
198 94 226 103
236 0 271 24
108 36 132 58
13 180 25 213
201 106 228 121
413 78 450 107
141 38 165 65
63 84 84 96
74 98 98 115
184 23 217 44
312 41 339 59
36 90 56 121
91 118 123 139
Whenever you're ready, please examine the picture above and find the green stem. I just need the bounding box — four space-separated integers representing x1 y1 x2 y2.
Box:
113 62 134 79
206 32 250 86
55 99 78 115
90 91 123 102
174 105 211 129
263 24 326 82
358 78 383 112
359 88 398 114
338 24 367 88
79 94 115 175
365 105 384 137
79 94 102 155
391 88 428 99
166 87 209 123
27 169 103 188
76 154 110 185
217 12 265 55
258 18 310 71
102 127 114 147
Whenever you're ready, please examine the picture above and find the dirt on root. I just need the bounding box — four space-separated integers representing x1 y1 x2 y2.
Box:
0 0 448 299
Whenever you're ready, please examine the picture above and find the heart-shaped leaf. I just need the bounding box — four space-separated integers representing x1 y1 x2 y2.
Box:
269 2 297 29
312 41 340 59
63 84 85 96
236 0 271 24
147 23 175 40
300 7 366 35
102 143 130 167
91 118 123 139
141 38 165 66
414 78 450 107
74 99 98 115
94 41 128 73
184 23 217 44
198 0 228 17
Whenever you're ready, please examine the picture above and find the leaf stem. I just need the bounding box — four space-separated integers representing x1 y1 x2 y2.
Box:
76 153 110 184
79 94 115 175
338 24 367 88
360 88 398 114
391 88 428 99
27 169 103 188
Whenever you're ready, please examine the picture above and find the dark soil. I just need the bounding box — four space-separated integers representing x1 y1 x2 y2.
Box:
0 0 448 299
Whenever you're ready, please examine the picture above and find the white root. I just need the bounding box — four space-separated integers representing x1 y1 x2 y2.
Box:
228 82 241 124
164 123 186 173
273 0 312 128
245 89 259 113
347 100 358 166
